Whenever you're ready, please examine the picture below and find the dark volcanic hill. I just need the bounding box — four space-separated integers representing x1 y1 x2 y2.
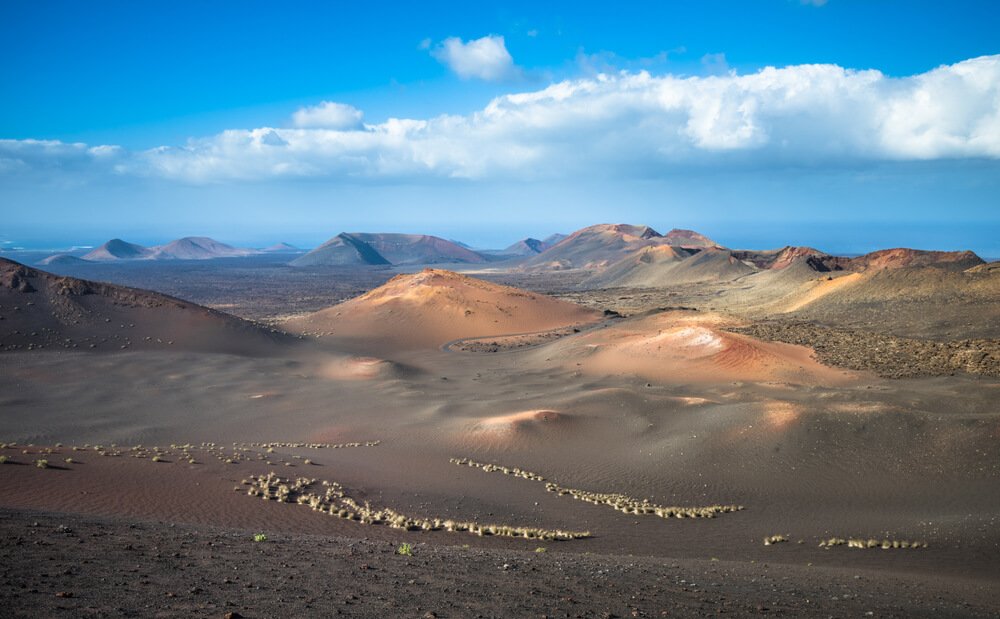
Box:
848 248 984 272
290 234 391 267
346 233 486 265
292 233 485 266
82 239 153 262
261 242 302 253
0 258 293 355
149 237 259 260
81 237 260 262
37 254 91 267
503 238 547 255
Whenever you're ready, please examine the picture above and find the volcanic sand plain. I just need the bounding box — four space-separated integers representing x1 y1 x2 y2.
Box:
1 259 999 616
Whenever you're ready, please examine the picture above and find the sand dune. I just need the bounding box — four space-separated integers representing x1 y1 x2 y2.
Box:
284 268 603 350
539 311 858 386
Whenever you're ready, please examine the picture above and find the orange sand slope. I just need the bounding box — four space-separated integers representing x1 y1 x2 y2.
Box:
284 269 603 350
539 311 858 386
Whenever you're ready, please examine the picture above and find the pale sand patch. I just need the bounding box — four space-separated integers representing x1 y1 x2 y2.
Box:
319 356 395 380
459 410 570 447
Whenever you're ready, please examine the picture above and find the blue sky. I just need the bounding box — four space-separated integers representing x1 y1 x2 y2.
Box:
2 0 999 254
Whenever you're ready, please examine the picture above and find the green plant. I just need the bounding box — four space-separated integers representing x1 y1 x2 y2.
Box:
253 533 267 543
396 542 413 556
35 459 49 469
535 547 547 553
0 455 8 464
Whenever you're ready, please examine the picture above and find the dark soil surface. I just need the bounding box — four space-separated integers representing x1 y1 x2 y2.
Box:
447 327 584 353
2 509 996 619
730 322 1000 378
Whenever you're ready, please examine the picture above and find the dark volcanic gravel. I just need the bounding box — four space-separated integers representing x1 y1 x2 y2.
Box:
1 509 996 618
729 322 1000 378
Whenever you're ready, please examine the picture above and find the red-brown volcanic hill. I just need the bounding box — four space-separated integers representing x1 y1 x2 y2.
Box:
0 258 294 355
731 246 849 271
284 268 603 350
662 228 721 248
520 224 723 272
519 224 664 271
848 248 984 272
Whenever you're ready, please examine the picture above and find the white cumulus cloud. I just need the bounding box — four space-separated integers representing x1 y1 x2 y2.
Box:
431 35 518 81
3 55 1000 184
291 101 364 129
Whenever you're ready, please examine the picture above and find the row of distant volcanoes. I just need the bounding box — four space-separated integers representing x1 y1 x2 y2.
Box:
34 224 988 285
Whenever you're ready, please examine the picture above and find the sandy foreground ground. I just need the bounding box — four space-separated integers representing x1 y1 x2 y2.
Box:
2 508 997 618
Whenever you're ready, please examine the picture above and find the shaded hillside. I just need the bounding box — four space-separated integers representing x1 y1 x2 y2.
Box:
718 260 1000 339
0 258 294 355
784 264 1000 338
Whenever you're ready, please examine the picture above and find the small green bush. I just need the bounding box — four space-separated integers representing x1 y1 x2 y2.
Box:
253 533 267 543
35 459 49 469
396 542 413 556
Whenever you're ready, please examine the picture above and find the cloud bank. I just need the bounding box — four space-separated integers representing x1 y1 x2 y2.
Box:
2 55 999 183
